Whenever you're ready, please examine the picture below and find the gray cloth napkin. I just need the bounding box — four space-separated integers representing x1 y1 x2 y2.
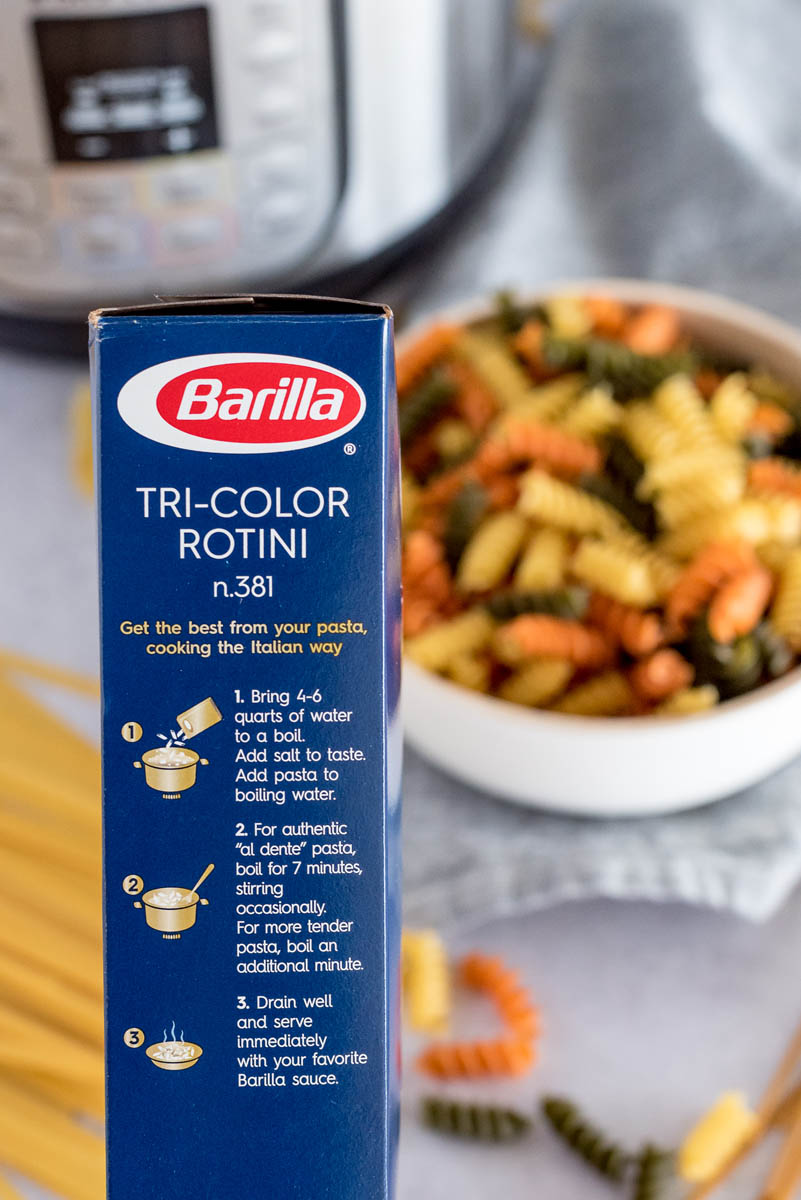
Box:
395 0 801 926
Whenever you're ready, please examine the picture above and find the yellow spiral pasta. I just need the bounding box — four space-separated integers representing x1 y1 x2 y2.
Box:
494 373 586 425
655 684 720 715
453 330 533 408
678 1091 758 1184
514 528 570 590
637 447 744 499
405 609 495 673
456 511 529 592
517 470 622 537
552 671 635 716
655 470 746 529
623 402 683 463
448 651 491 693
710 372 757 443
402 929 452 1035
572 538 659 607
543 294 593 339
497 658 573 706
654 373 721 450
771 547 801 650
560 385 623 440
660 496 801 560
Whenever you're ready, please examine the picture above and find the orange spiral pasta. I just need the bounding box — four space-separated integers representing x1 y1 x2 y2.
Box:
748 458 801 499
417 1037 535 1080
461 953 540 1041
397 322 459 395
485 475 520 511
419 439 510 510
402 530 452 636
587 592 665 657
707 564 772 643
748 402 794 440
446 360 497 433
584 294 627 338
630 648 694 702
622 304 680 354
494 420 602 478
666 540 757 632
495 614 612 669
512 319 549 375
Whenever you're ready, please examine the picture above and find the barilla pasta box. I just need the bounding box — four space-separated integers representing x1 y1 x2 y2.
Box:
90 295 401 1200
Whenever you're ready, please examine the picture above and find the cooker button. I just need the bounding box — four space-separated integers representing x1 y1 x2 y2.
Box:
155 213 231 258
254 88 298 124
0 221 48 262
55 172 134 216
247 143 308 186
149 161 227 209
248 29 297 64
68 217 144 267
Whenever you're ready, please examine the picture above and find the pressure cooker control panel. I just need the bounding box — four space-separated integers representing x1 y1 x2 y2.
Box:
0 0 344 309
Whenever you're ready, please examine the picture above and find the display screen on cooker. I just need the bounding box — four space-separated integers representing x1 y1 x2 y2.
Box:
34 7 218 162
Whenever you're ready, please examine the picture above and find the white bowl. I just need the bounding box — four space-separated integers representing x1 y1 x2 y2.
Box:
402 278 801 816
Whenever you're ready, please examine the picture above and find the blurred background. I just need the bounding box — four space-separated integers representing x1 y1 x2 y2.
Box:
6 0 801 1197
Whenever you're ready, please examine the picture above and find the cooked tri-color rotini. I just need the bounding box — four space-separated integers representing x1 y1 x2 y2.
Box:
400 292 801 716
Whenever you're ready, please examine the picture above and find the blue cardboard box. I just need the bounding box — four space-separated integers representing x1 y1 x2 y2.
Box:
90 295 401 1199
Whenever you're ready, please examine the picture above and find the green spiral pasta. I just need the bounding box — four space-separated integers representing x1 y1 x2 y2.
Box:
399 370 456 446
542 1097 628 1180
422 1097 532 1143
444 480 489 572
754 621 794 678
580 472 657 538
542 335 697 400
487 586 589 622
689 622 763 699
632 1144 674 1200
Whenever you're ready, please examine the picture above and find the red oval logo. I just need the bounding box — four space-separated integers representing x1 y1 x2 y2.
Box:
156 361 363 446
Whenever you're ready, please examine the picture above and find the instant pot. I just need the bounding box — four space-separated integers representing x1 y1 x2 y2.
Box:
0 0 546 348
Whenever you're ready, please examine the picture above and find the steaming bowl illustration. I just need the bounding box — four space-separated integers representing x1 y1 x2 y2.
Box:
146 1040 203 1072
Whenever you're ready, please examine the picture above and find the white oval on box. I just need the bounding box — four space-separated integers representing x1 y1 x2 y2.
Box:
402 279 801 816
117 352 366 453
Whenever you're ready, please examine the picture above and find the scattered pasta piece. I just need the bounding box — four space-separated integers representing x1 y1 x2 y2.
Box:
678 1091 758 1184
402 930 451 1035
460 952 540 1041
632 1144 674 1200
542 1097 628 1181
421 1097 532 1142
417 1037 535 1080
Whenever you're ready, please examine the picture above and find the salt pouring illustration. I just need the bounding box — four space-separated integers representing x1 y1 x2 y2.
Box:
133 863 215 939
133 696 221 797
146 1021 203 1072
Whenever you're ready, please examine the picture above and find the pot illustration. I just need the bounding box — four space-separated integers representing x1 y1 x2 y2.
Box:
133 746 208 798
146 1040 203 1072
133 864 214 939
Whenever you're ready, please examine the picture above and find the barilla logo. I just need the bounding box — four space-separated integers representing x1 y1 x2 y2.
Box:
117 353 366 453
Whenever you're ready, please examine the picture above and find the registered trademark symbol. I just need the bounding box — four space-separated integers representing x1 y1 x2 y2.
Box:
344 443 357 455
